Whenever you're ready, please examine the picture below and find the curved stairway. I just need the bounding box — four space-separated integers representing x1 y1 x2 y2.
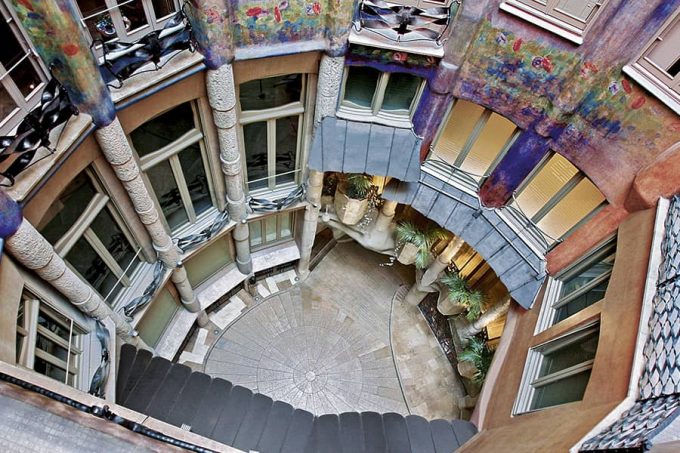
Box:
117 344 477 452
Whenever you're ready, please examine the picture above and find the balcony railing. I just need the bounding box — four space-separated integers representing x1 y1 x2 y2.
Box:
349 0 461 57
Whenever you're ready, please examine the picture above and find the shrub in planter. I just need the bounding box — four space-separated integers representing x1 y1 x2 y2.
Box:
458 336 494 384
394 221 448 268
334 173 372 225
440 272 484 321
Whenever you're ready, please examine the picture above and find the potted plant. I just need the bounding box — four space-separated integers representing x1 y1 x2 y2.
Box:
439 271 483 320
334 173 372 225
394 221 448 268
458 336 494 383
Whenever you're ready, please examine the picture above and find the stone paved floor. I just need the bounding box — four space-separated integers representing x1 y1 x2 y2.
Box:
203 242 412 415
391 287 468 420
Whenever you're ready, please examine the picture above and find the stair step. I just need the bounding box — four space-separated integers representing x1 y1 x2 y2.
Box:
361 412 386 453
166 372 212 428
256 401 294 453
211 385 254 446
405 415 435 453
430 419 460 453
451 420 478 446
115 344 137 403
189 378 232 438
233 393 274 451
280 409 315 453
314 414 342 453
145 363 192 421
383 412 411 453
119 348 152 404
339 412 365 453
123 356 172 413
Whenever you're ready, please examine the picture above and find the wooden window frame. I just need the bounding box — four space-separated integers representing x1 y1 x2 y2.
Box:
500 0 608 45
248 211 296 252
337 67 426 129
623 9 680 115
237 74 309 196
0 1 49 135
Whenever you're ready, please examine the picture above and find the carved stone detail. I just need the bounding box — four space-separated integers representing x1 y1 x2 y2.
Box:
315 55 345 126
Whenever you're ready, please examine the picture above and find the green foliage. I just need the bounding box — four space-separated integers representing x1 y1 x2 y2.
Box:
440 272 484 321
344 173 372 199
395 221 449 269
459 336 494 384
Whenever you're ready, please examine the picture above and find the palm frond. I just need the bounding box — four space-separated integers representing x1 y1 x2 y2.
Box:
345 173 372 199
459 336 494 383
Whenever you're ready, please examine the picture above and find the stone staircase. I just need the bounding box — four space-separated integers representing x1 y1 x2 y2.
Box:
116 344 478 452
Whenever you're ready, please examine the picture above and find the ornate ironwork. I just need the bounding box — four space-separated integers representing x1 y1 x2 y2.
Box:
0 371 216 452
122 260 166 318
99 10 194 87
88 321 110 398
0 78 78 187
355 0 453 45
248 185 306 213
177 209 231 253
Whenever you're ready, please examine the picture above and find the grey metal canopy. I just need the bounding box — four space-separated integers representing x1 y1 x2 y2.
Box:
308 116 422 182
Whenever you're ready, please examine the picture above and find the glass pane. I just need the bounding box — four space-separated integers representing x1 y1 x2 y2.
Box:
560 251 615 297
275 116 298 186
647 18 680 76
555 0 596 22
531 369 592 410
239 74 302 111
280 213 292 239
539 328 599 377
433 100 485 166
152 0 177 19
0 84 18 121
178 143 212 216
90 208 139 276
136 286 180 347
76 0 119 41
554 280 609 323
11 58 42 99
184 237 233 287
460 112 516 178
38 173 97 245
119 0 148 32
243 121 268 191
146 160 189 229
15 334 24 363
34 356 67 382
130 102 195 157
36 334 69 362
249 220 262 247
0 15 29 69
37 309 71 343
343 66 380 109
381 73 420 113
16 299 25 328
515 153 579 219
537 178 605 240
265 215 277 242
66 238 119 301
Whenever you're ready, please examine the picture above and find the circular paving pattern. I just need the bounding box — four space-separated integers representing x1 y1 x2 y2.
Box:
204 286 407 415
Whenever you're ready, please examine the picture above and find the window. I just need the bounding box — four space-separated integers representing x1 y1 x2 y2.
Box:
500 0 609 44
249 212 294 250
16 292 82 387
515 322 600 413
37 171 141 304
238 74 307 193
136 283 180 347
130 102 216 231
429 99 520 183
75 0 180 47
536 239 615 331
511 152 606 246
623 9 680 115
184 235 234 288
0 2 48 135
338 66 425 128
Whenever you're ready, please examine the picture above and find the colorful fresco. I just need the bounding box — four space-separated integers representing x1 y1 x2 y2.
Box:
0 189 22 239
347 45 439 76
187 0 235 69
12 0 114 127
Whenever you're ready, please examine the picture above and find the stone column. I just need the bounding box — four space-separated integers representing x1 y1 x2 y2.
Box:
404 237 465 306
375 200 399 232
205 64 253 275
314 54 346 127
94 119 209 327
297 170 324 278
6 219 149 349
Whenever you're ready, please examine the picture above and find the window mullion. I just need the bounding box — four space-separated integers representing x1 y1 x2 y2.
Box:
372 73 389 115
24 299 40 369
267 119 276 191
531 173 584 224
169 154 196 223
83 227 130 286
139 129 203 170
454 109 492 168
553 270 612 309
531 359 595 387
54 194 109 256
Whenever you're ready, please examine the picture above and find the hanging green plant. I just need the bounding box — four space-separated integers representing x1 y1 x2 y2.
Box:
395 221 448 269
440 272 484 321
458 336 494 384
